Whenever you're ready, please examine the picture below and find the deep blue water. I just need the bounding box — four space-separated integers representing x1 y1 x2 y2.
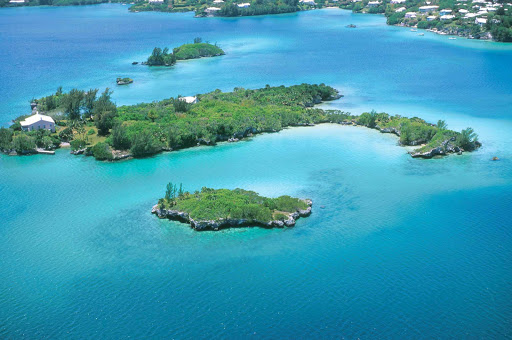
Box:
1 5 512 339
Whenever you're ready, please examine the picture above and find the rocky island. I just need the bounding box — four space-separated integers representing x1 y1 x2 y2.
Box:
116 77 133 85
152 184 312 231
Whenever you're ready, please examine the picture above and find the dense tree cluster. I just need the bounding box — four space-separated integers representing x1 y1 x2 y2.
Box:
146 42 224 66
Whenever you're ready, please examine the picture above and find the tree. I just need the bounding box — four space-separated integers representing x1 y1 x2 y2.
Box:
147 109 159 122
130 130 161 157
457 127 478 150
194 37 202 44
0 128 13 151
165 182 178 201
83 89 99 117
12 134 36 154
63 88 85 121
437 120 447 130
111 122 130 150
93 88 117 135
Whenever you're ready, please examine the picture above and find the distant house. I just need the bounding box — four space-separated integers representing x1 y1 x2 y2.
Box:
427 15 437 21
440 14 455 20
475 17 487 25
390 0 406 3
20 112 55 132
368 1 381 7
179 96 198 104
458 9 469 14
213 0 224 3
439 9 452 15
205 7 221 14
419 5 439 13
237 2 251 7
395 6 406 12
299 0 316 4
9 0 26 3
148 0 164 3
405 12 417 18
464 13 478 18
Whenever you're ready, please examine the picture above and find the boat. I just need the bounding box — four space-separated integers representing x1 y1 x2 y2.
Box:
418 33 424 36
346 24 357 28
449 37 456 40
410 29 417 32
132 61 139 65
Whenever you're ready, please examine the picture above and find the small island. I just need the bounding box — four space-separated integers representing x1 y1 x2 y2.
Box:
152 184 313 230
145 38 225 66
116 77 133 85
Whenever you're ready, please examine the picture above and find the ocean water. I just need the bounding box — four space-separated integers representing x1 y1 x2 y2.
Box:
1 5 512 339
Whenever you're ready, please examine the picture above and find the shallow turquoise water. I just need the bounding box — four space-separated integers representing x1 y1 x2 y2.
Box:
1 5 512 339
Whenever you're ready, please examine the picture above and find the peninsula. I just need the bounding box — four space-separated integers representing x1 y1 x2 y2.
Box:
144 40 225 66
152 184 313 230
1 83 480 160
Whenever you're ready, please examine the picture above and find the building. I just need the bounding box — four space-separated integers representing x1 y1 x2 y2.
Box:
148 0 164 3
179 96 198 104
458 9 469 14
475 17 487 25
439 9 452 15
20 112 55 132
395 6 406 12
213 0 224 3
419 5 439 13
427 15 437 21
205 7 221 14
237 2 251 7
390 0 406 4
9 0 26 3
440 14 455 20
405 12 417 18
368 1 381 7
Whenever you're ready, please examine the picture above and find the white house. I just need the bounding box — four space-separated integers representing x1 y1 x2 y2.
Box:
464 12 478 18
368 1 381 7
205 7 221 14
237 2 251 7
475 17 487 25
405 11 417 18
390 0 406 4
20 112 55 132
440 14 455 20
395 6 406 12
179 96 198 104
213 0 224 3
427 15 437 21
439 9 452 15
9 0 26 3
419 5 439 13
458 9 469 14
148 0 164 3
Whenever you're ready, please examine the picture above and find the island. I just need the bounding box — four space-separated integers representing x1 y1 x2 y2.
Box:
151 184 313 230
116 77 133 85
144 39 225 66
1 83 481 160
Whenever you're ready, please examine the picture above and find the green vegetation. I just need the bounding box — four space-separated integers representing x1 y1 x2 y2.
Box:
146 40 224 66
0 0 123 8
157 184 309 222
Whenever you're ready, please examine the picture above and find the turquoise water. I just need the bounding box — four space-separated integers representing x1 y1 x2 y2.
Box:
1 5 512 338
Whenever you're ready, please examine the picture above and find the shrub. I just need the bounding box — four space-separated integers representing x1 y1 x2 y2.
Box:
92 142 113 160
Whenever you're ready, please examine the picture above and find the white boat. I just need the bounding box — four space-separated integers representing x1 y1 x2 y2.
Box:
410 29 417 32
449 37 456 40
418 33 424 36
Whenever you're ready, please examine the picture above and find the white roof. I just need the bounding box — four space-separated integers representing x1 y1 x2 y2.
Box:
20 112 55 126
213 0 224 3
419 5 439 9
440 9 452 12
206 6 221 10
395 6 406 12
440 14 455 19
464 13 478 17
179 96 197 104
475 17 487 23
458 9 468 13
237 2 251 6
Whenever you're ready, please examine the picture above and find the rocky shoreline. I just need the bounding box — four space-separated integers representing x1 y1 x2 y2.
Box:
152 199 313 231
335 120 481 159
